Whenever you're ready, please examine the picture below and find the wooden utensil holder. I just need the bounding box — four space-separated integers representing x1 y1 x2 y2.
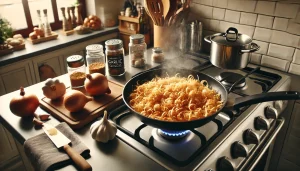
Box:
154 25 173 51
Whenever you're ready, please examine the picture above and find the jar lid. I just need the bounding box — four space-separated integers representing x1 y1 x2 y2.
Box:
130 34 145 44
66 55 84 67
105 39 123 50
152 47 163 53
86 44 103 52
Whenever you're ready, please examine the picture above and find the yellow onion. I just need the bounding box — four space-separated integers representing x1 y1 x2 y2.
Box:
84 73 111 96
63 90 93 112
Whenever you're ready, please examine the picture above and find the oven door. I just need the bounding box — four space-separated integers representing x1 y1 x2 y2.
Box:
239 118 285 171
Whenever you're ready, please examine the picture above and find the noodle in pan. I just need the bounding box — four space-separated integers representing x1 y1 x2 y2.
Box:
129 74 223 122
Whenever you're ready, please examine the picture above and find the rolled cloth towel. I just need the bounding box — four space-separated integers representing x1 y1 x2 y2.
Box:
24 122 90 171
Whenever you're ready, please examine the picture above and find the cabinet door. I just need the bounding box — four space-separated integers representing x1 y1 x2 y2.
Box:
0 123 19 167
33 53 64 82
0 60 35 95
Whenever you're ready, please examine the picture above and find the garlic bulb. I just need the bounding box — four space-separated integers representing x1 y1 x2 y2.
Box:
42 78 66 100
90 111 117 143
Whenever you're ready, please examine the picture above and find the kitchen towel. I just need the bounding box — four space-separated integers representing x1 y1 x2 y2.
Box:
24 122 90 171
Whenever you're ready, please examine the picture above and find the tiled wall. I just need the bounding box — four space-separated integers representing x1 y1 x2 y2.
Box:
189 0 300 75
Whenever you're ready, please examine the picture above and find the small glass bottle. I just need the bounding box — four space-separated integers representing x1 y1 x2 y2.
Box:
129 34 147 68
86 44 105 75
151 47 165 63
66 55 86 89
105 39 125 76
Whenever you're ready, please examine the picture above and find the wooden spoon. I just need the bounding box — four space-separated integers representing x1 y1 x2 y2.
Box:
144 0 157 25
145 0 164 26
162 0 170 22
165 0 177 24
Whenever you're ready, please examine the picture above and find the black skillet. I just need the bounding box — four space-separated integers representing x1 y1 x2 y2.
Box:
122 68 300 130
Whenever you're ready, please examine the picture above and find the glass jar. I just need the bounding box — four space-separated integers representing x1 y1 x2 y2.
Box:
129 34 147 68
151 47 165 63
66 55 86 89
86 44 105 75
105 39 125 76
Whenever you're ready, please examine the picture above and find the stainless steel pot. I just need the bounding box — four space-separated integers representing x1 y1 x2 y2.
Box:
204 27 260 69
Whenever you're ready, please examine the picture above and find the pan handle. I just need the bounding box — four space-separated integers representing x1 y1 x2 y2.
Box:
228 91 300 109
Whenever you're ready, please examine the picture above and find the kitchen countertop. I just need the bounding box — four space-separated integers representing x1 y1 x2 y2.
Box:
0 48 183 171
0 27 118 67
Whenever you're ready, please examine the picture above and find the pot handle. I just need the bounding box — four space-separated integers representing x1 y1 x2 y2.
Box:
228 91 300 109
241 42 260 53
204 35 212 43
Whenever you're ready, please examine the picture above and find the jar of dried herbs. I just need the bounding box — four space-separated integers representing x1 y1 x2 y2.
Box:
86 44 105 75
66 55 86 89
105 39 125 76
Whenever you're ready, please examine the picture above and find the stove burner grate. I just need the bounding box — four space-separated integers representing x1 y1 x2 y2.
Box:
219 72 246 88
158 129 190 140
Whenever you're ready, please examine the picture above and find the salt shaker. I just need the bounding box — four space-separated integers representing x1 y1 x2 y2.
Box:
151 47 164 63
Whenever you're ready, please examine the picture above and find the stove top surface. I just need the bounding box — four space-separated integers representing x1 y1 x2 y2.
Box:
109 54 289 170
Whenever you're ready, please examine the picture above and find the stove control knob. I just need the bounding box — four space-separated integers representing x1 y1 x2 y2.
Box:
231 141 249 158
264 106 278 119
243 129 260 145
254 116 270 130
217 156 235 171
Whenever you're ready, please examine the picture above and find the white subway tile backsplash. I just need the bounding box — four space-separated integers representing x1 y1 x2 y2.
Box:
227 0 256 12
292 49 300 64
256 15 274 29
250 53 262 65
253 27 272 42
227 0 239 11
225 10 241 23
195 0 213 6
253 40 269 54
268 44 295 61
271 30 300 48
261 55 290 71
273 17 289 31
235 24 255 37
255 1 276 15
274 3 299 19
212 0 228 8
210 19 220 31
240 13 257 26
289 63 300 75
213 8 225 20
219 21 236 32
194 4 213 18
287 22 300 35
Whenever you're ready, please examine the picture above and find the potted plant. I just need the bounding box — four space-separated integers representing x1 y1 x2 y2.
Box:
0 17 13 55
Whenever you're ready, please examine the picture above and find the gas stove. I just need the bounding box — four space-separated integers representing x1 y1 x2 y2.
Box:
109 54 290 171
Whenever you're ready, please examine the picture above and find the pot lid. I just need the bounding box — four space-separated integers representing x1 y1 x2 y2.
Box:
211 27 252 46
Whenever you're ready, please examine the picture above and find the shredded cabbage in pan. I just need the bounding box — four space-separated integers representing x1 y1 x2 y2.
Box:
129 74 223 122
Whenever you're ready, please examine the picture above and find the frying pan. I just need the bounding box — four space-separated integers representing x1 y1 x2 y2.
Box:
123 68 300 130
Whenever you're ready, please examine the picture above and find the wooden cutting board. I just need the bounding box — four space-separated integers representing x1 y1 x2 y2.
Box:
39 80 123 129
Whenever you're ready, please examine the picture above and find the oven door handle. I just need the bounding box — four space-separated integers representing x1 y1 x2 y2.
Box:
245 118 285 171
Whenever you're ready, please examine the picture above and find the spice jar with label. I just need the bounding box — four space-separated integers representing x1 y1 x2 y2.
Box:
86 44 105 75
105 39 125 76
66 55 86 89
151 47 165 63
129 34 147 68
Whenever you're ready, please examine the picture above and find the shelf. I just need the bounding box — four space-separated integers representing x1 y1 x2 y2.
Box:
118 15 139 23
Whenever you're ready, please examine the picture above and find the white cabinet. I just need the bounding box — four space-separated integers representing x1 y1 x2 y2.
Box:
0 123 21 169
32 52 64 83
0 60 35 96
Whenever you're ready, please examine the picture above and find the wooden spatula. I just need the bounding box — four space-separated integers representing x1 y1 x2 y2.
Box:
145 0 164 26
